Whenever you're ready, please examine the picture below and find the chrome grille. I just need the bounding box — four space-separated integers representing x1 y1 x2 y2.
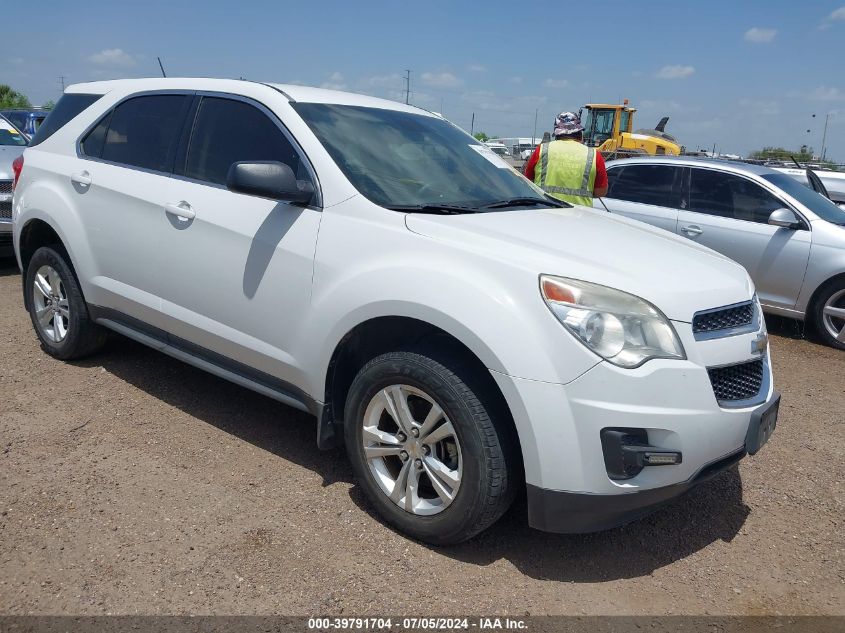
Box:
708 359 764 404
0 180 11 220
693 301 754 336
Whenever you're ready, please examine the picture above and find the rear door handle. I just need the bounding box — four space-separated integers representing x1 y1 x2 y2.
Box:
164 201 196 220
71 171 92 186
681 224 703 236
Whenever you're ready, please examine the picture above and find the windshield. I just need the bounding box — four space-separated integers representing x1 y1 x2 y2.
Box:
0 117 28 146
762 173 845 226
293 103 548 209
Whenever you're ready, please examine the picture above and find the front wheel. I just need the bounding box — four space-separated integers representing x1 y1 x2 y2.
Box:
344 350 518 545
811 278 845 350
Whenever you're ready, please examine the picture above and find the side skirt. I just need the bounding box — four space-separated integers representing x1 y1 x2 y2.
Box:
89 305 323 419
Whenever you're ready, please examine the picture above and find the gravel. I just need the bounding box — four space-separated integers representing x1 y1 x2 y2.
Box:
0 260 842 615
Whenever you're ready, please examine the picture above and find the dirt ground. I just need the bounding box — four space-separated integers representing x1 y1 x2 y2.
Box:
0 259 842 616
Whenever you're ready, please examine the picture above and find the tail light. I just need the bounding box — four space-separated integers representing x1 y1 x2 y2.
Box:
12 154 23 190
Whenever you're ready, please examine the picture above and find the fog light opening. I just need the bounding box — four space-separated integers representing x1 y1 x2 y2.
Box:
600 428 683 480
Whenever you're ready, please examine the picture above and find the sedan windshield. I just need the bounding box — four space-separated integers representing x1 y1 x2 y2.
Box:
0 117 28 146
762 173 845 226
293 103 552 210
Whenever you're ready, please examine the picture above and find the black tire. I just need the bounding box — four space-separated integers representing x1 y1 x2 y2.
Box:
344 349 519 545
24 245 107 360
810 277 845 350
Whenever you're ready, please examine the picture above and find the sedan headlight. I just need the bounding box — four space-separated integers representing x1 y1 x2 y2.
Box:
540 275 685 368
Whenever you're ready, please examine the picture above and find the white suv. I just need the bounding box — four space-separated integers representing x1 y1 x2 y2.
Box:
11 79 779 544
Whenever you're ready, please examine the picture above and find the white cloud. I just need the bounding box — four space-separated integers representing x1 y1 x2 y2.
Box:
830 6 845 20
810 86 845 101
543 78 568 89
509 76 523 84
738 98 780 115
420 72 462 88
87 48 137 67
467 64 486 72
744 27 777 43
655 64 695 79
320 71 346 90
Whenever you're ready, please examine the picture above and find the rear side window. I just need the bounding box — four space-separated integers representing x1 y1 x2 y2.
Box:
606 164 683 208
30 94 101 146
99 95 189 172
184 97 305 186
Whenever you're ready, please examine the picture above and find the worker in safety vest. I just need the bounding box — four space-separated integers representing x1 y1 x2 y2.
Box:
523 111 608 206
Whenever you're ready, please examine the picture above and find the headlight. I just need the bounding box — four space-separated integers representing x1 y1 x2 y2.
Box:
540 275 685 368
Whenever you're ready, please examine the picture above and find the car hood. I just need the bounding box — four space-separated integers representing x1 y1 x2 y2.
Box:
0 145 25 180
405 205 753 322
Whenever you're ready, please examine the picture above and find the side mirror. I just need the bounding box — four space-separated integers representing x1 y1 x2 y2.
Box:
767 208 801 229
226 161 314 204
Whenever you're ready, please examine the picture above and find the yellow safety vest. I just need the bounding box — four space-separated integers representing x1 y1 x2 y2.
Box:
533 140 597 206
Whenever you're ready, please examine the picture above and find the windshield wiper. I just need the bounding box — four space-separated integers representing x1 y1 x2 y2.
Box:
386 203 479 215
480 196 568 209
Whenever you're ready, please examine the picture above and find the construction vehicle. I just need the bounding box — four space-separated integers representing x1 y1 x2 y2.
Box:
580 100 683 158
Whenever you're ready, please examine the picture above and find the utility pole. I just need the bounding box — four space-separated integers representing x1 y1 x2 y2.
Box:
471 112 475 136
157 57 167 78
403 70 411 105
821 113 830 162
533 108 538 144
58 76 66 92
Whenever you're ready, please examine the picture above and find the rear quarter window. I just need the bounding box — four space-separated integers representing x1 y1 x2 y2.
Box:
30 94 102 146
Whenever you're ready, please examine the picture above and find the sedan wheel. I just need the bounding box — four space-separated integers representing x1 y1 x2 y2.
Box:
821 288 845 345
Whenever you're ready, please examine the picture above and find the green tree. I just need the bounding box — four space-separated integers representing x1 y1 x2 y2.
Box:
0 85 31 109
748 146 814 162
473 132 489 142
42 100 56 111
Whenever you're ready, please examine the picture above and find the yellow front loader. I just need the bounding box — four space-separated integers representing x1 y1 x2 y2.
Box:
581 101 683 158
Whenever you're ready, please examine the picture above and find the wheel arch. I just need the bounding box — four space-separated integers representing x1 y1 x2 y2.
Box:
17 217 76 310
321 315 524 479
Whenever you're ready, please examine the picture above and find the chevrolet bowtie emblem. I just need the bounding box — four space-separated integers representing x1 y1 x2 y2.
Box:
752 332 768 354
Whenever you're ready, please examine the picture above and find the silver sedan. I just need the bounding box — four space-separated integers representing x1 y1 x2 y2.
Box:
596 156 845 349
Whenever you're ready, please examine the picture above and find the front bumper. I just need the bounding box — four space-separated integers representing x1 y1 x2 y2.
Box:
0 221 12 257
526 446 747 533
490 324 777 533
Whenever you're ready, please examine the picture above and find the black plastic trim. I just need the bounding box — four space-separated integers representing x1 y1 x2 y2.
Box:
526 448 746 533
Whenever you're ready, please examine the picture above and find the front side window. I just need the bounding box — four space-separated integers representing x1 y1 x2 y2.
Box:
606 164 683 208
293 103 546 209
99 95 189 172
762 172 845 226
689 169 784 224
184 97 306 186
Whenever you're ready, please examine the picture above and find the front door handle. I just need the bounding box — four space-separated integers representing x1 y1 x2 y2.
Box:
71 171 92 186
164 201 196 220
681 224 703 236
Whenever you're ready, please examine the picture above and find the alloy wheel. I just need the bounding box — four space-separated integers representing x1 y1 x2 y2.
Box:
32 265 70 343
822 289 845 344
362 384 462 516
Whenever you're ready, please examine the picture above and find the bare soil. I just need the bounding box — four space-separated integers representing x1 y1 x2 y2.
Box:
0 260 842 615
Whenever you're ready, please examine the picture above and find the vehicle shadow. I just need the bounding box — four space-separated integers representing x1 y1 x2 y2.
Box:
0 257 20 277
78 335 750 583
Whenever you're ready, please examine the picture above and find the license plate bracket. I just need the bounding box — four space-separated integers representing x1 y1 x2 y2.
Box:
746 392 780 456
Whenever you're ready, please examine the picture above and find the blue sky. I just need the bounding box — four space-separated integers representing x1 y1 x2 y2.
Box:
3 0 844 160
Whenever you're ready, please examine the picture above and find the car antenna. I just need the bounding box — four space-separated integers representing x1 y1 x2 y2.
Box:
790 155 802 169
597 196 611 213
157 57 167 78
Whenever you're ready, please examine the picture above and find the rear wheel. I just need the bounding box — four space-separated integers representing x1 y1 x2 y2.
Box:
25 246 106 360
811 278 845 350
344 350 518 544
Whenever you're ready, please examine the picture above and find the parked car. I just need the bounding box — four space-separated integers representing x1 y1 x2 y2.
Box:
0 114 28 257
0 109 48 140
599 157 845 349
12 79 778 543
771 166 845 207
